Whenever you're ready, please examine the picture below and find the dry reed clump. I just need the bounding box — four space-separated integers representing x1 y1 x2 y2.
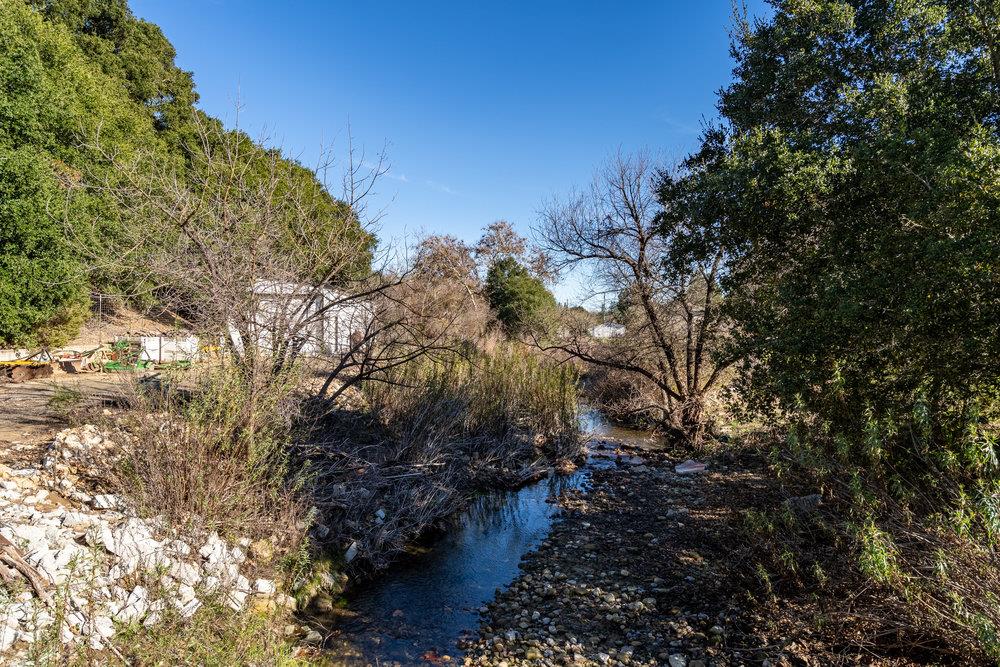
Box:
299 345 580 572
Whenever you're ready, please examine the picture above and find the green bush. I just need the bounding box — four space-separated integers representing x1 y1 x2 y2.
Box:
484 257 556 335
680 0 1000 659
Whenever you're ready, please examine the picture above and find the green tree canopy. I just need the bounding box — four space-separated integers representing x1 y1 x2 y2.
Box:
485 257 556 335
0 0 155 345
0 147 88 346
0 0 373 346
684 0 1000 465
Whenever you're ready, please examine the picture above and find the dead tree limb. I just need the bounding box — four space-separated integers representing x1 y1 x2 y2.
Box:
0 533 53 606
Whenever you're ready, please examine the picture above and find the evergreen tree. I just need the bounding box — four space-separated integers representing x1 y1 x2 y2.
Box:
484 257 556 335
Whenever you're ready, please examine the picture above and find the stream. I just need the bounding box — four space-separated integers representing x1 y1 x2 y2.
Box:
324 410 656 665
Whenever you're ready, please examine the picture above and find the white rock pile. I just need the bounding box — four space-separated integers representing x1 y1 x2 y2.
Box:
0 426 290 659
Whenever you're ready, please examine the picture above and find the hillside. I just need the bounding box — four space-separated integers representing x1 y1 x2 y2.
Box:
1 0 370 348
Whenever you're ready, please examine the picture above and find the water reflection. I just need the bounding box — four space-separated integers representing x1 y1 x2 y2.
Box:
325 409 650 665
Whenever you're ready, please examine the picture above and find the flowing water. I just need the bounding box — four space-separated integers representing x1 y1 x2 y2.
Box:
325 410 654 665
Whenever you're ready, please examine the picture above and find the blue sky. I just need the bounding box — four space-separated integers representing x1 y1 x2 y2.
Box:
129 0 766 304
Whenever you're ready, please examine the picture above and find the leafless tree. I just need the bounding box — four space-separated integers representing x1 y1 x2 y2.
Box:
403 234 494 343
473 220 528 268
536 152 731 444
73 112 452 405
473 220 556 285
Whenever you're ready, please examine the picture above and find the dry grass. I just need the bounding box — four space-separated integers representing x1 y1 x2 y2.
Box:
297 344 580 572
114 596 307 667
104 367 308 555
31 365 320 665
26 596 307 667
14 548 309 667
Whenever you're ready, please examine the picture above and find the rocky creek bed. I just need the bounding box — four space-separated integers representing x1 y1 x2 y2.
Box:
459 439 944 667
321 414 801 667
462 441 762 667
323 429 786 667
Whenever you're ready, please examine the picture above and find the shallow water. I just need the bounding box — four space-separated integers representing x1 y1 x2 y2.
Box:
327 410 652 665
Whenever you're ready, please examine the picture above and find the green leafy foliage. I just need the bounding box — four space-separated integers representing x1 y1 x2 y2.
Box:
686 1 1000 657
0 147 88 346
687 0 1000 480
484 257 556 335
0 0 155 345
0 0 372 346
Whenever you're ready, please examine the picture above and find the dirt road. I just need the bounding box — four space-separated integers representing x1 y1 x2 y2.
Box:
0 374 127 448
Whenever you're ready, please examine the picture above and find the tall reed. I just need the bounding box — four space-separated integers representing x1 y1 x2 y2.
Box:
363 344 579 457
308 344 580 572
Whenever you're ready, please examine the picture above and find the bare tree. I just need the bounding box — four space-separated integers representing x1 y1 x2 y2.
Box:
473 220 528 268
473 220 556 285
74 112 450 405
403 235 493 343
536 152 731 444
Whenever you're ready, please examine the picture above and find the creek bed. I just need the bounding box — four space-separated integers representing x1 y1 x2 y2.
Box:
322 411 653 665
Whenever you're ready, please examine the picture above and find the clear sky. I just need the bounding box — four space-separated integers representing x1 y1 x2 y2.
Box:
129 0 766 304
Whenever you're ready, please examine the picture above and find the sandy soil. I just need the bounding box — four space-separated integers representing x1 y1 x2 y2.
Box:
0 373 128 449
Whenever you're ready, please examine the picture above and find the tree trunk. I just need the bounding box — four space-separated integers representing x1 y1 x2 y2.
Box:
680 396 707 448
660 395 708 448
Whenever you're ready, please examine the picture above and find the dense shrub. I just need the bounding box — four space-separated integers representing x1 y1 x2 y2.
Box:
679 0 1000 658
484 257 557 335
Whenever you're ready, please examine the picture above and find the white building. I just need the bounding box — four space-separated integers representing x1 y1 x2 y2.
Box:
138 335 200 363
590 322 626 339
231 280 371 357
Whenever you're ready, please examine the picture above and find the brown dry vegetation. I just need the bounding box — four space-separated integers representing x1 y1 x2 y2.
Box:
295 345 580 575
